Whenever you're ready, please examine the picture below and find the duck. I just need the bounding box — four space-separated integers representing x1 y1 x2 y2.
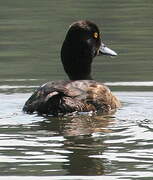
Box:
23 20 121 116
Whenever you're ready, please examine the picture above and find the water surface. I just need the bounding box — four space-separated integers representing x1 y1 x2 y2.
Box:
0 0 153 179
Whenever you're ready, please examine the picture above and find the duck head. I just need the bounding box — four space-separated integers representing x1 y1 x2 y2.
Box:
61 20 117 80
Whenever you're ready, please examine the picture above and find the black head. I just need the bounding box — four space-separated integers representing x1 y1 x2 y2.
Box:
65 20 101 57
61 20 117 80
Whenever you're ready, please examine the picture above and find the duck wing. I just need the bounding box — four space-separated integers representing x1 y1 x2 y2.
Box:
23 80 85 115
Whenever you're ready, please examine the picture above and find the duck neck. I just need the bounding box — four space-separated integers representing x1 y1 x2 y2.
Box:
68 64 93 80
61 40 93 80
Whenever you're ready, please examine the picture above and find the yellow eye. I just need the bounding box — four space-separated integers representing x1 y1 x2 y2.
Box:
93 32 98 39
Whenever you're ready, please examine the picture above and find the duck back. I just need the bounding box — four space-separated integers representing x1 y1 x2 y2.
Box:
23 80 121 116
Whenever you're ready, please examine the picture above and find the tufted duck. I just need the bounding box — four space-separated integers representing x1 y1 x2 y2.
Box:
23 20 121 116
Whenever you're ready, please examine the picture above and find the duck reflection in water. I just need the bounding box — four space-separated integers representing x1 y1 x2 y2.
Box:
23 20 121 116
38 115 115 136
35 115 115 175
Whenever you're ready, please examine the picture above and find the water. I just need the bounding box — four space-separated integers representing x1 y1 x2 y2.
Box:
0 0 153 179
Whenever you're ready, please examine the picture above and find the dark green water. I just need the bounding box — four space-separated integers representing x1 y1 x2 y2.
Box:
0 0 153 179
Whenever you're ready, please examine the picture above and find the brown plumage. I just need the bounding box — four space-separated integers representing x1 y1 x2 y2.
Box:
23 20 121 116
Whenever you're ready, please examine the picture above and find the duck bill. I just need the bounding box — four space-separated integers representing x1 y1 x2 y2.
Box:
99 43 117 56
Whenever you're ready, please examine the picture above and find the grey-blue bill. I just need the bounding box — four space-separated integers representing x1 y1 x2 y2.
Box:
99 43 117 56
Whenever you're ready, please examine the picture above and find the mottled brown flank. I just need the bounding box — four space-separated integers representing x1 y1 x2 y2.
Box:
88 84 121 108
